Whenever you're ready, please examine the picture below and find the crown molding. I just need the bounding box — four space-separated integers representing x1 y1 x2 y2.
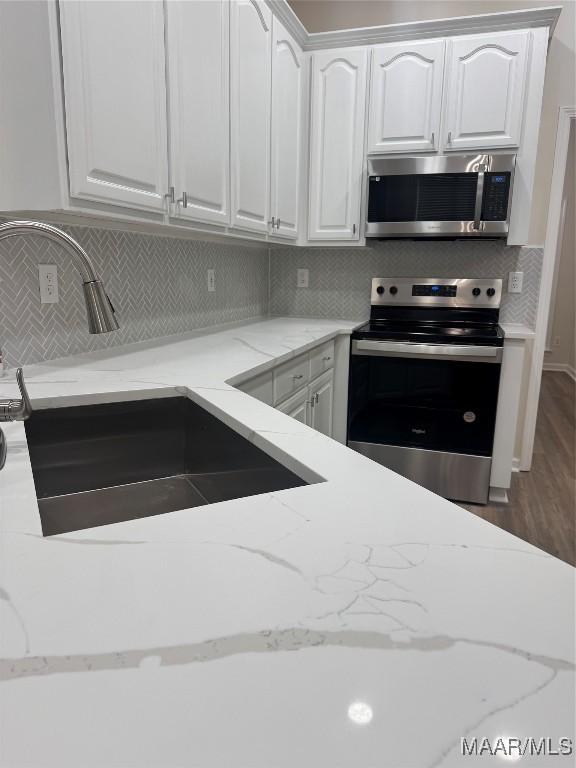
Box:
265 2 561 51
264 0 308 46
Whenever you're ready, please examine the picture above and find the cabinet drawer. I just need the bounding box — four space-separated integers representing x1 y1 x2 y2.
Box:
310 340 335 380
273 353 309 404
237 370 273 405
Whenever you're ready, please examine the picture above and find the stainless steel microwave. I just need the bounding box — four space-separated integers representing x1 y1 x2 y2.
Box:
365 154 516 238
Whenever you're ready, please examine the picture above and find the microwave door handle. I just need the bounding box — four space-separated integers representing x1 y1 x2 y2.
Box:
473 166 486 230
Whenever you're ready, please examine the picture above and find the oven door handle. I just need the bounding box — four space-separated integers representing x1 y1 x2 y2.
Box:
352 339 502 363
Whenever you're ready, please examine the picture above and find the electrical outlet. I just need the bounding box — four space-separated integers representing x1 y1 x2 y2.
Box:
38 264 59 304
207 269 215 292
297 268 309 288
553 336 561 347
508 271 524 294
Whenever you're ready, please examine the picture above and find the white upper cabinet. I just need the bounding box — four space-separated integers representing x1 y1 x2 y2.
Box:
270 18 303 240
230 0 272 234
308 48 368 241
165 0 230 226
59 1 169 211
368 40 445 153
443 31 529 150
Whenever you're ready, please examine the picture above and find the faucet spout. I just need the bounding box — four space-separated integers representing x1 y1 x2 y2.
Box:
0 220 119 334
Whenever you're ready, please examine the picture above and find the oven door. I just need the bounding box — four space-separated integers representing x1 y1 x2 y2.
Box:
365 154 515 238
347 340 502 503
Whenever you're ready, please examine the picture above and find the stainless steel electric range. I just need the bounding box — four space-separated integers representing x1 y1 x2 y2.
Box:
347 277 504 504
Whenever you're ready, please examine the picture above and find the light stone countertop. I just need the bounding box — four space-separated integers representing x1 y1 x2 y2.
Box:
0 317 573 768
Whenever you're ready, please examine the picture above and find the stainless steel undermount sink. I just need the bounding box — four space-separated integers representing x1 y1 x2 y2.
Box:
24 396 309 536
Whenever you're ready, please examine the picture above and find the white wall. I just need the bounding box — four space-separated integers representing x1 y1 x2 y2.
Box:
288 0 576 245
545 122 575 373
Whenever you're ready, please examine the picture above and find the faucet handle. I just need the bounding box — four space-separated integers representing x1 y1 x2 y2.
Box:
0 368 32 422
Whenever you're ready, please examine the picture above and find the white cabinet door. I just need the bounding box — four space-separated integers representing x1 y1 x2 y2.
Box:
270 18 303 240
444 31 529 150
308 48 367 241
165 0 230 226
277 387 309 425
59 1 168 211
368 40 445 153
310 370 334 437
230 0 272 234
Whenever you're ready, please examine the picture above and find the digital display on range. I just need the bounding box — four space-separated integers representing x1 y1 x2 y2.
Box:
412 284 457 297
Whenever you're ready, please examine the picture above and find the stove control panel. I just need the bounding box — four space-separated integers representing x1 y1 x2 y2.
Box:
371 277 502 308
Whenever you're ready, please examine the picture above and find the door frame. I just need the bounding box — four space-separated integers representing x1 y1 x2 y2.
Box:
521 105 576 470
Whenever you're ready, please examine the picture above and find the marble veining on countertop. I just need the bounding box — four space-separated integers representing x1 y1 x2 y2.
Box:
0 317 573 768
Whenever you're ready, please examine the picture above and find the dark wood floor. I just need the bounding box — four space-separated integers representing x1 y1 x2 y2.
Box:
463 371 575 566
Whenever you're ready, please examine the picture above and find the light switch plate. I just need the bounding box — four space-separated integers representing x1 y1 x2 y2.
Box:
38 264 59 304
508 271 523 294
207 269 215 292
297 268 309 288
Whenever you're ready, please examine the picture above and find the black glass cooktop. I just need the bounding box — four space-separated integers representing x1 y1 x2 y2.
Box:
353 319 504 346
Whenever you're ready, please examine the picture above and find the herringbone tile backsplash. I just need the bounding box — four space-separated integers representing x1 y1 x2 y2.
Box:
0 220 542 369
270 240 542 327
0 222 268 367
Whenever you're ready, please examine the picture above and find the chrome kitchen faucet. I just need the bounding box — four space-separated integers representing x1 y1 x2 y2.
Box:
0 220 120 469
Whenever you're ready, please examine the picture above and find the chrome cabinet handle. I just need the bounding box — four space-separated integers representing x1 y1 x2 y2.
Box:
164 187 175 204
315 393 319 404
431 132 435 146
276 218 281 229
352 223 357 235
177 191 188 208
292 374 304 380
323 356 331 362
447 131 452 145
269 217 276 228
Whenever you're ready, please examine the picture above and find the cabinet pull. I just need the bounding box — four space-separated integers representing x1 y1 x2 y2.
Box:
164 187 175 204
269 217 276 228
292 374 304 380
323 356 331 362
447 131 452 145
177 191 188 208
276 218 281 229
352 223 357 235
315 393 319 404
431 132 435 146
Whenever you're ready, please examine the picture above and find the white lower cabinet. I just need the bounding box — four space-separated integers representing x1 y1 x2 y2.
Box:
277 387 309 424
309 370 334 436
276 369 334 437
236 341 337 438
236 370 273 405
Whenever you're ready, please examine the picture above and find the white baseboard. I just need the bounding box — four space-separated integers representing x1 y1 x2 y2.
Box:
543 362 576 381
489 487 509 504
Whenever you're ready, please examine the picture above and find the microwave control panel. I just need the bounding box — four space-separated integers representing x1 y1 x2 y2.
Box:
481 173 511 221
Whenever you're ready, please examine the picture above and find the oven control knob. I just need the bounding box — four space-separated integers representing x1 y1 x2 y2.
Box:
486 287 496 297
376 285 385 295
472 287 481 297
390 286 398 295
